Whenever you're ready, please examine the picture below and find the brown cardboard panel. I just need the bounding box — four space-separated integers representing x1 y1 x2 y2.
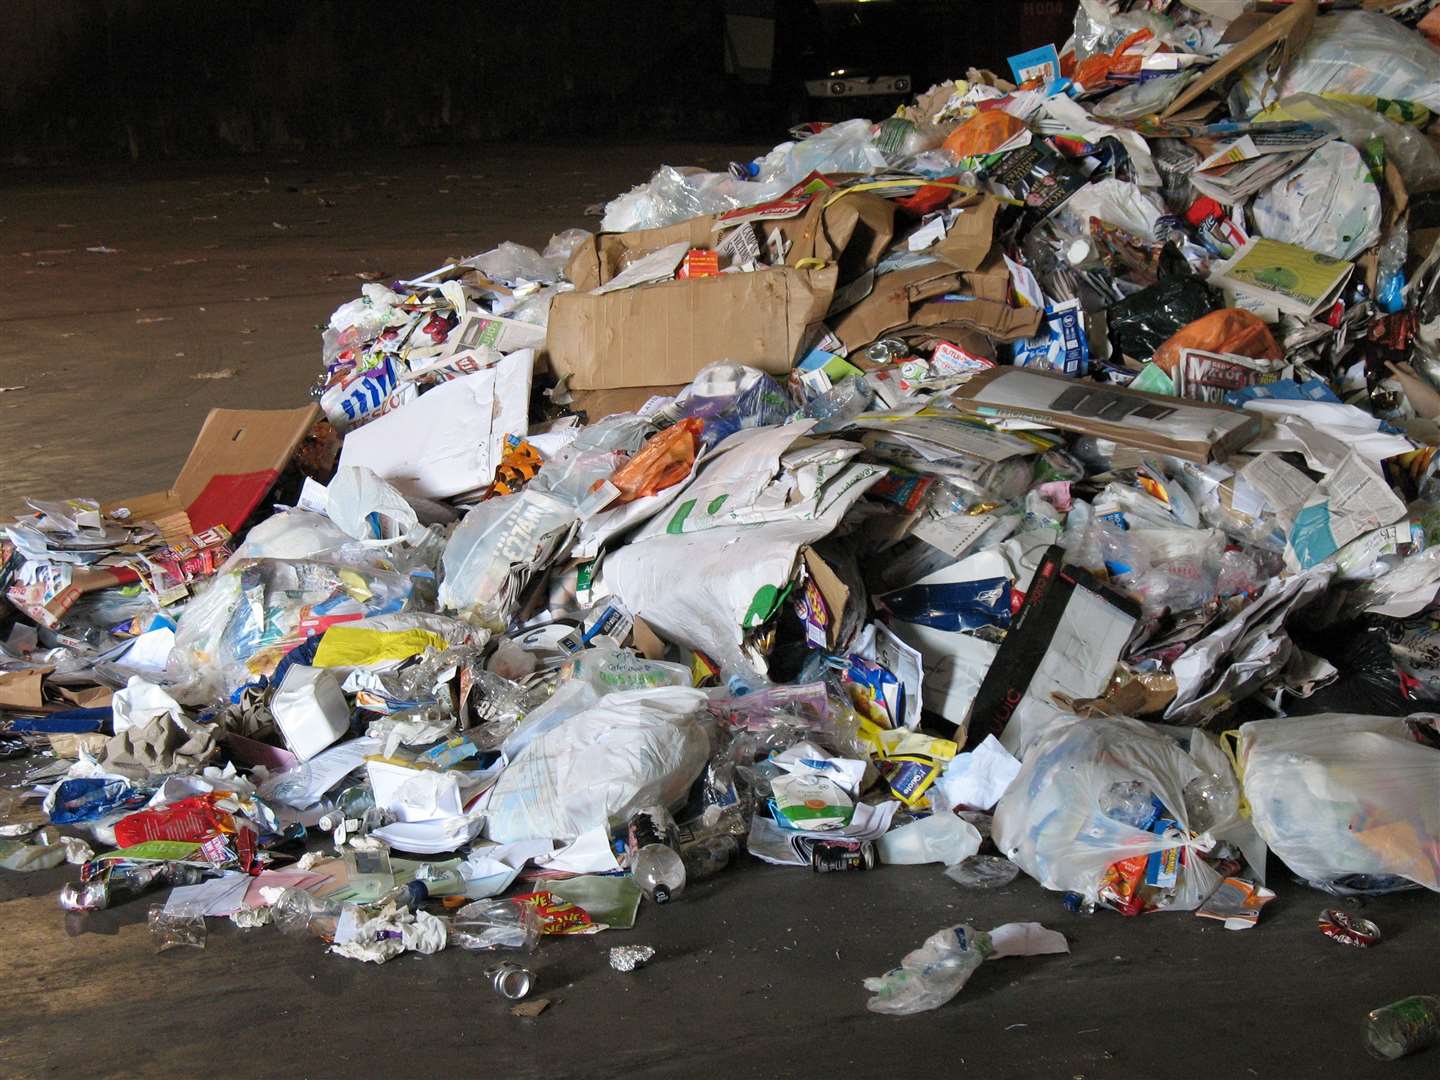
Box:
104 405 319 536
548 266 835 389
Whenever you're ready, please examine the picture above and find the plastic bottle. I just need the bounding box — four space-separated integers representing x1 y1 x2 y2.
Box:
627 806 686 903
1099 780 1159 829
863 924 995 1015
801 377 874 434
448 897 542 953
374 880 429 913
876 812 982 866
58 862 206 912
270 887 346 941
680 835 737 882
1365 996 1440 1060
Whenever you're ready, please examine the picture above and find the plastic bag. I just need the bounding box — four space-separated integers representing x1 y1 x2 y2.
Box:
170 554 415 696
1232 12 1440 116
993 715 1256 913
325 466 420 541
941 111 1028 159
1252 140 1381 261
1238 712 1440 893
751 118 889 186
1152 309 1282 375
439 445 618 629
601 165 791 233
1258 93 1440 195
472 241 565 286
660 363 794 451
1106 275 1223 363
610 418 704 504
481 686 710 842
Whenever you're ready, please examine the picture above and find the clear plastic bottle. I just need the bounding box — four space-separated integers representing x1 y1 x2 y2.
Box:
270 887 346 941
448 897 542 953
1365 996 1440 1060
1099 780 1158 829
801 378 874 433
627 806 686 904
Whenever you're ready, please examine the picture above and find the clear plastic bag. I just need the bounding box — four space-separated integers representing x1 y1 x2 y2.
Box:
600 165 791 233
149 903 207 951
993 715 1256 913
1238 712 1440 893
1261 93 1440 194
751 118 889 187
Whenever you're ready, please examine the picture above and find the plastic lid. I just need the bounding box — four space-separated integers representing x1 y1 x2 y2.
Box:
1066 239 1092 267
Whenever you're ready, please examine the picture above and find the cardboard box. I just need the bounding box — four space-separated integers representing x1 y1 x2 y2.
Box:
569 385 685 421
549 195 896 391
105 405 319 539
948 367 1261 463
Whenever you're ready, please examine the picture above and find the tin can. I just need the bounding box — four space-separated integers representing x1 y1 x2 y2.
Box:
1318 908 1382 948
810 839 876 873
485 962 534 1000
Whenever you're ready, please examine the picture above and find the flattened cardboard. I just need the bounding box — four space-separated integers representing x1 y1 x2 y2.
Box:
830 259 1041 352
106 406 319 538
1160 0 1317 119
948 367 1260 463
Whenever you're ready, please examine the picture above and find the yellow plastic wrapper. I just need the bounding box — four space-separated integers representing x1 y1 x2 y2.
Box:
312 626 448 670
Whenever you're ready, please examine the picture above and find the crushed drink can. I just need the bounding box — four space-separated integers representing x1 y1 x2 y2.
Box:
810 839 876 873
1318 909 1382 948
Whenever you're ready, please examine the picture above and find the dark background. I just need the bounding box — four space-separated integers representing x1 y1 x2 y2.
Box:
2 0 1078 163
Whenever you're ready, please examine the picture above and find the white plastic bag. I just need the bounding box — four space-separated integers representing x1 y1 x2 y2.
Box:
993 715 1258 913
1238 712 1440 893
481 686 710 842
325 466 420 541
1232 12 1440 116
1252 140 1381 261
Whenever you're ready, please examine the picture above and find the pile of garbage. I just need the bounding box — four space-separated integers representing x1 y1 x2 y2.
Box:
4 0 1440 1029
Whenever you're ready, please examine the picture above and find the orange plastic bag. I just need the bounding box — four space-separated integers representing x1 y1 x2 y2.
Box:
942 110 1028 159
609 417 704 504
1152 309 1282 375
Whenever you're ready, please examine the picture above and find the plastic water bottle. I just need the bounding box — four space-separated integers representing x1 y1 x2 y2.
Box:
627 806 686 903
801 378 874 433
270 887 345 941
1365 996 1440 1060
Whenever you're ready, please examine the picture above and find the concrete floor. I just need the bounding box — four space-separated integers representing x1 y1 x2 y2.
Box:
2 148 1438 1079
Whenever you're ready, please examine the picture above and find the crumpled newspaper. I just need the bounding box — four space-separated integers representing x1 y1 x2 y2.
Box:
609 944 655 973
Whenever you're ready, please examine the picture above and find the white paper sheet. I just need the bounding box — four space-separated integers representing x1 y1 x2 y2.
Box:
338 349 532 500
935 735 1022 812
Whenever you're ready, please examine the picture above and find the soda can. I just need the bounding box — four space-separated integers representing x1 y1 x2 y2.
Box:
1318 909 1382 948
810 839 876 873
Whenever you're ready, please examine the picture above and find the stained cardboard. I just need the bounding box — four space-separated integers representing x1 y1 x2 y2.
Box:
105 406 319 538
